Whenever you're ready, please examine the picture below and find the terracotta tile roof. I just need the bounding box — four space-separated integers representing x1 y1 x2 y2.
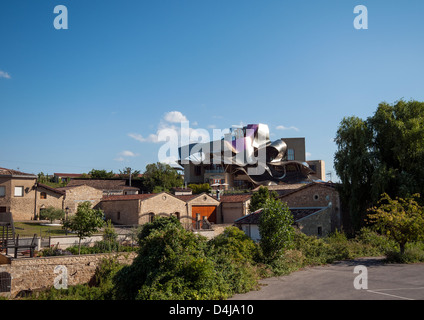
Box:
66 179 139 191
173 193 220 203
102 193 156 202
54 173 84 178
173 194 198 202
279 181 337 199
220 194 252 203
37 183 66 195
0 167 36 177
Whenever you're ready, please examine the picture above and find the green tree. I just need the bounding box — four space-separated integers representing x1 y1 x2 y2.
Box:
88 169 115 179
63 201 105 254
40 206 65 224
334 116 376 231
188 183 211 194
142 162 183 193
334 99 424 232
258 198 294 262
248 186 279 213
118 167 141 180
367 193 424 255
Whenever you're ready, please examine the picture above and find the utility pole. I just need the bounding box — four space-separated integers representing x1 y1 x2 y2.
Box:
129 167 132 187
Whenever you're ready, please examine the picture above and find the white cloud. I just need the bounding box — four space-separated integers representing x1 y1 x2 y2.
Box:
306 152 312 159
114 150 138 162
276 125 299 132
128 133 159 143
163 111 188 123
119 150 137 157
0 71 11 79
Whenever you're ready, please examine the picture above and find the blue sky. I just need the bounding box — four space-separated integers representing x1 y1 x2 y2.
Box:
1 0 424 181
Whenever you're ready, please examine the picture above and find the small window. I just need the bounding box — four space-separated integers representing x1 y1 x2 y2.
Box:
194 166 202 176
40 192 47 199
14 186 24 197
313 194 319 201
117 212 121 220
317 226 323 237
287 149 295 161
149 212 155 223
172 212 181 219
0 186 5 197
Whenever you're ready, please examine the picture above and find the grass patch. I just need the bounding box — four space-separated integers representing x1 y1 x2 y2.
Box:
14 222 67 237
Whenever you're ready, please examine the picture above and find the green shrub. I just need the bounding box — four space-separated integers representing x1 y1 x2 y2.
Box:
113 217 229 300
386 242 424 263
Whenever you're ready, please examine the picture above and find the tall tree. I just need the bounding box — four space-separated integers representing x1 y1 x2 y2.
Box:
142 162 183 193
259 198 294 262
334 99 424 231
249 186 279 213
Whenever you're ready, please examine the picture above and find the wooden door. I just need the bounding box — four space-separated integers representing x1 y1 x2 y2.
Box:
191 206 217 223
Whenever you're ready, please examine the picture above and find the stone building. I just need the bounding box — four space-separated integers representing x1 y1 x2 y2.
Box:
174 193 221 224
0 168 38 220
65 179 140 196
101 192 189 226
219 194 251 223
279 182 341 232
234 206 332 240
101 192 221 229
56 185 104 215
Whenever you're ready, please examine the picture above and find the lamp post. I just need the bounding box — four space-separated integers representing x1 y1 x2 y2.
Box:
65 207 69 235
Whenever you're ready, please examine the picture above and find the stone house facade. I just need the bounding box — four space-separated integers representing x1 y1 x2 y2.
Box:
0 168 38 220
101 192 188 226
219 194 251 223
57 185 104 215
234 206 332 240
101 192 221 229
65 179 140 196
279 182 341 232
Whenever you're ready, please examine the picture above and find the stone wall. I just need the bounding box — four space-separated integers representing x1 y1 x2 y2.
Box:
139 193 187 224
281 184 341 232
102 199 140 225
63 185 104 215
295 207 332 237
0 252 136 297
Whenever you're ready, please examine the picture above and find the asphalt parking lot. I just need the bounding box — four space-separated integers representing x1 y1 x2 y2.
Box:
230 257 424 300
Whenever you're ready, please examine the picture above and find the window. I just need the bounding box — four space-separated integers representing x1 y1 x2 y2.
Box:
317 226 323 237
172 212 181 219
14 186 24 197
0 186 5 197
313 194 319 201
194 165 202 176
0 207 6 213
0 272 11 293
117 212 121 220
40 192 47 199
149 212 155 223
287 149 295 161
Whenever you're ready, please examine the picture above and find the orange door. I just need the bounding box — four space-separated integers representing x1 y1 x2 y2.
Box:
192 206 217 223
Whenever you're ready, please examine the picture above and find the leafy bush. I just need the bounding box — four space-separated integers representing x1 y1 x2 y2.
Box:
113 218 262 300
208 227 260 294
386 242 424 263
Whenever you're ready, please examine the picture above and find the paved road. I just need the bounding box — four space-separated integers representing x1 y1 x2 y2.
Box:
230 257 424 300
